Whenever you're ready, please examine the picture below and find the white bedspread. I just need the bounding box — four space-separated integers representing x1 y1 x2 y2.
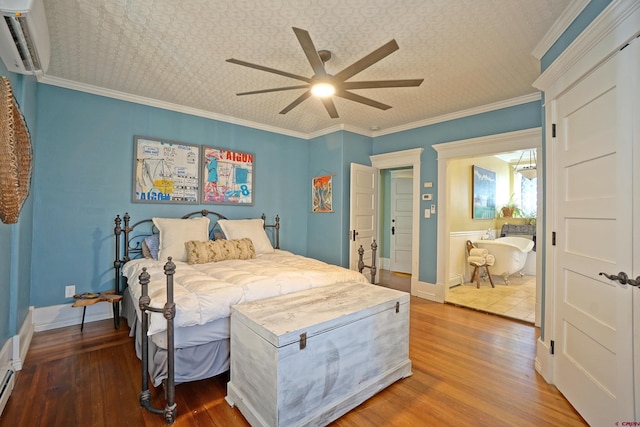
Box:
122 250 368 335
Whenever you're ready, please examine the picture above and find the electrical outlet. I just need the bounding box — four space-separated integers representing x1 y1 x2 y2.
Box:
65 285 76 298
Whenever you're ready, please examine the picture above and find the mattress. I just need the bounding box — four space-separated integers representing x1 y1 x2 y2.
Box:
122 249 368 336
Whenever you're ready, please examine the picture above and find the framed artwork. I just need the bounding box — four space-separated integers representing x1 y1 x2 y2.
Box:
202 146 254 205
472 165 496 219
312 174 333 213
133 136 200 203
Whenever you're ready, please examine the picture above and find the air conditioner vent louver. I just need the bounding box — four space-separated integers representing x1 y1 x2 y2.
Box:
0 0 50 75
4 16 39 71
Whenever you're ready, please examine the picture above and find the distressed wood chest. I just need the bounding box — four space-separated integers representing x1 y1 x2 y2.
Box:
225 282 411 427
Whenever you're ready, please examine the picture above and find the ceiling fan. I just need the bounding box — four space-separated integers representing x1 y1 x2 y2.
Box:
226 27 424 118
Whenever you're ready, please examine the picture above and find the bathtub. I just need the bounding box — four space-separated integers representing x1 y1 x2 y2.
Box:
474 236 535 284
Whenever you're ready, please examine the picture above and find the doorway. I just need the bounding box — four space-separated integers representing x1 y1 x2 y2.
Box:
357 148 423 296
433 128 542 324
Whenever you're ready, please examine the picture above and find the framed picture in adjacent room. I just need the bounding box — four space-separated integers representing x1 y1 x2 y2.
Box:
472 165 496 219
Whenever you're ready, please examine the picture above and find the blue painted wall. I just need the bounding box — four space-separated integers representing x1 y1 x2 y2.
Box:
0 65 37 344
306 131 372 267
373 101 543 283
32 85 310 307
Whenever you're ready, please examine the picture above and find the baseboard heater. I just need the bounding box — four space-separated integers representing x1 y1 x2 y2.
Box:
0 368 15 416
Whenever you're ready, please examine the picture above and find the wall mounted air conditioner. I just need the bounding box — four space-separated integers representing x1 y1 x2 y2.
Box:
0 0 50 75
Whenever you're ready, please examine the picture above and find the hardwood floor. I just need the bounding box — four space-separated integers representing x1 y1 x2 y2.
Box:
0 298 587 427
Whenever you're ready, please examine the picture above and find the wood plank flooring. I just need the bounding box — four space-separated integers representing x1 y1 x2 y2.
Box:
0 298 587 427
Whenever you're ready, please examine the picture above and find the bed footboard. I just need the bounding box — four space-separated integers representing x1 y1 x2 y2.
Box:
138 260 177 424
358 240 378 284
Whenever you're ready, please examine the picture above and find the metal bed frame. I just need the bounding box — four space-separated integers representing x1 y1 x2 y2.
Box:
114 210 373 424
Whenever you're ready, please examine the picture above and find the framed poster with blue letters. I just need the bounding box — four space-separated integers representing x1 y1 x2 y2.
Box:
201 146 254 205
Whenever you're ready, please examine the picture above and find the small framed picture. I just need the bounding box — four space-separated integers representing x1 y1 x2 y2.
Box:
312 174 333 213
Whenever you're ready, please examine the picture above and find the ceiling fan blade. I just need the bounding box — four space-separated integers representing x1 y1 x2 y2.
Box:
292 27 327 77
333 39 399 82
279 90 311 115
226 58 311 83
320 97 339 118
236 85 310 96
343 79 424 90
336 90 391 110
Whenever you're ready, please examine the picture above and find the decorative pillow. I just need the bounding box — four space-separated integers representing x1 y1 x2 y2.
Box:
185 238 256 264
152 217 210 262
142 235 160 260
217 218 274 254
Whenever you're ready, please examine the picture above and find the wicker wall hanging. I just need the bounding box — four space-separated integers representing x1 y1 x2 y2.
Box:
0 76 32 224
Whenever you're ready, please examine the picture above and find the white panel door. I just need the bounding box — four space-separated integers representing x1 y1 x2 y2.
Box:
349 163 378 282
390 173 412 274
553 42 636 425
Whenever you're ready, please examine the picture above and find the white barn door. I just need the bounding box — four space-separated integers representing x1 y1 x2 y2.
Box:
552 40 637 425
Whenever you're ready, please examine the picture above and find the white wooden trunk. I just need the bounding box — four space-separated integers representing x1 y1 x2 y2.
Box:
225 282 411 427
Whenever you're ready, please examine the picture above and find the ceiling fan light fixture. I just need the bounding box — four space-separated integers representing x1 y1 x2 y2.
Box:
311 82 335 97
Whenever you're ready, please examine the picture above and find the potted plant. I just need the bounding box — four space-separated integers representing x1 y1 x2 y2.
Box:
499 194 523 218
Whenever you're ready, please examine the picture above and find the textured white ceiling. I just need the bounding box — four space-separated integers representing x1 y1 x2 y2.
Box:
41 0 571 136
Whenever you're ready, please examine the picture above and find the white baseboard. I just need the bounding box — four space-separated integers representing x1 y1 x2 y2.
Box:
412 279 444 302
10 308 33 371
0 308 34 416
535 337 553 383
448 274 464 288
381 258 390 270
33 302 116 332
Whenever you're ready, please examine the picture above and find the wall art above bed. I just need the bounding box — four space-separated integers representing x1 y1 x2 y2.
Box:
133 135 201 203
202 145 254 205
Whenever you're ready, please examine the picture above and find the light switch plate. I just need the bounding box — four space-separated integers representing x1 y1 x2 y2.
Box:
422 193 432 201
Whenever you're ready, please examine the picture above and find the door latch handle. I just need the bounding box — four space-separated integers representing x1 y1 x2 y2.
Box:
599 271 631 285
391 226 395 235
627 277 640 287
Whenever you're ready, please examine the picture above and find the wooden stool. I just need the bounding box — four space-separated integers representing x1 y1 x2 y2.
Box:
72 290 123 331
466 240 495 289
470 262 495 289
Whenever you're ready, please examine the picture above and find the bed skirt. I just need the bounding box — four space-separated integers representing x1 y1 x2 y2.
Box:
122 288 230 386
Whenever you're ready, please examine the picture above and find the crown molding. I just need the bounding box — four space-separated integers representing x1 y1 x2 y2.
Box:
531 0 590 60
40 76 541 141
533 0 640 99
373 93 541 137
38 75 311 140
